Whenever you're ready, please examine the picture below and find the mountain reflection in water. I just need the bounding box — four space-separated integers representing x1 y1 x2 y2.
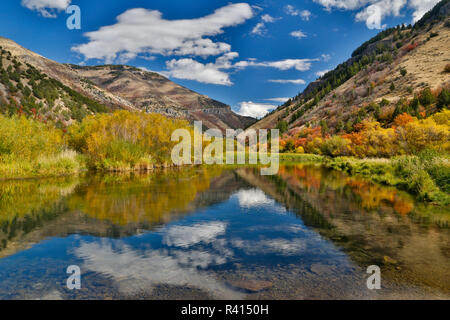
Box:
0 165 448 299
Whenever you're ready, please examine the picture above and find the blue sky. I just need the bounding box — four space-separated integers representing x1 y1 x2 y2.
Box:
0 0 440 118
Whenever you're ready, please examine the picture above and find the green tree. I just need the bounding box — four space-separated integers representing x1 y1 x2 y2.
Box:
419 88 435 106
400 68 407 77
320 120 329 136
276 120 289 134
437 88 450 110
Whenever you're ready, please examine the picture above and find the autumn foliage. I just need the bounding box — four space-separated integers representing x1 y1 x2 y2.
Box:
68 111 189 170
281 109 450 158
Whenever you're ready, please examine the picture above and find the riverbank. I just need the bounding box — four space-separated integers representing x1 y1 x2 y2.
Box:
1 150 448 207
274 153 450 207
323 155 450 206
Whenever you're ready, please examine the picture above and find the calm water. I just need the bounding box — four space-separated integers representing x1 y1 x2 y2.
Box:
0 165 448 300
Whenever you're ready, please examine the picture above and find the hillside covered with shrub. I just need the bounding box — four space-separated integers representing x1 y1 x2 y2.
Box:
0 37 254 131
250 0 450 135
0 47 110 125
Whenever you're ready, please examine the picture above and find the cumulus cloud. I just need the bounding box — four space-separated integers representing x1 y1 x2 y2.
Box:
235 102 277 118
313 0 440 29
313 0 368 11
251 22 266 35
409 0 441 23
236 58 316 71
290 30 308 39
72 3 254 63
316 69 331 77
355 0 406 29
164 55 316 86
261 14 276 23
163 222 227 248
265 97 291 103
251 14 279 36
234 189 288 213
75 241 242 299
234 189 276 208
165 58 234 85
285 5 312 21
21 0 71 18
268 79 306 84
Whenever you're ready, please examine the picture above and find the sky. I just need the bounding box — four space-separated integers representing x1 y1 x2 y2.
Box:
0 0 441 118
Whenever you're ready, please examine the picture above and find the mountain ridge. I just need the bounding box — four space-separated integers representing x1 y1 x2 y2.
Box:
0 37 254 131
250 0 450 134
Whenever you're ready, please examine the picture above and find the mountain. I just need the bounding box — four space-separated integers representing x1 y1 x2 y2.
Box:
0 37 254 131
67 64 255 130
250 0 450 134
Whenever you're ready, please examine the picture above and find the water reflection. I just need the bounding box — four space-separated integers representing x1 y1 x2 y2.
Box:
0 165 448 299
236 165 450 295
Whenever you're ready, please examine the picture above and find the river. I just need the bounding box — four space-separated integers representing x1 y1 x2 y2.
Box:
0 165 448 299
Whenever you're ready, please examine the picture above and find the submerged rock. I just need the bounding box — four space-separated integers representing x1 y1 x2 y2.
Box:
228 279 273 292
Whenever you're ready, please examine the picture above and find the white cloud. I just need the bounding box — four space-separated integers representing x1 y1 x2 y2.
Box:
321 54 331 61
285 5 312 21
21 0 71 18
236 59 316 71
285 4 298 15
268 79 306 84
313 0 368 11
251 22 266 35
265 97 291 103
163 222 227 248
234 189 275 208
165 58 234 86
313 0 440 29
265 59 314 71
409 0 441 23
73 3 254 63
251 14 279 36
235 102 277 118
290 30 308 39
261 14 276 23
301 10 312 21
355 0 406 29
316 69 331 77
164 54 316 86
231 238 306 255
75 241 242 299
163 51 240 85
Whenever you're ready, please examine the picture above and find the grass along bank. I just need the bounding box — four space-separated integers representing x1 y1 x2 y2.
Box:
323 153 449 206
0 111 189 179
0 115 82 179
225 152 449 207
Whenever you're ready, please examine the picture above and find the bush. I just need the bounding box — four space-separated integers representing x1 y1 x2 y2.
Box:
276 120 289 134
437 88 450 109
419 88 435 106
68 111 189 170
400 68 407 77
319 136 350 157
397 116 449 154
380 98 390 106
393 156 442 201
0 114 66 161
295 146 305 154
0 115 80 178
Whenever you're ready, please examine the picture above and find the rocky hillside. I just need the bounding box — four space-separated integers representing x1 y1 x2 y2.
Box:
250 0 450 135
0 37 254 131
68 64 255 130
